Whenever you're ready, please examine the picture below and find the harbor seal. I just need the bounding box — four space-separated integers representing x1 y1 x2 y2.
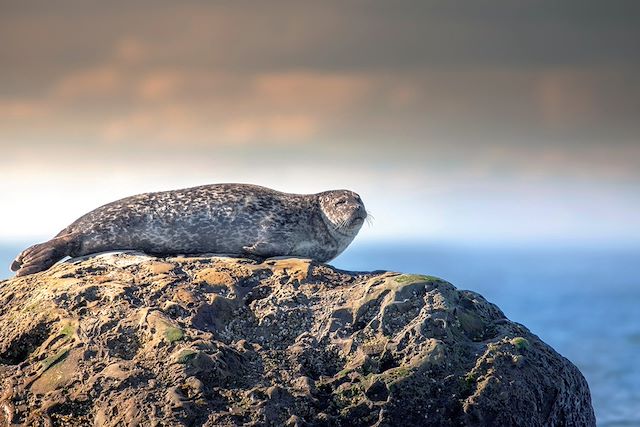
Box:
11 183 367 277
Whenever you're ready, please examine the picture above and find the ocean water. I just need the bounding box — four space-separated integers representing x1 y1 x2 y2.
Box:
1 241 638 425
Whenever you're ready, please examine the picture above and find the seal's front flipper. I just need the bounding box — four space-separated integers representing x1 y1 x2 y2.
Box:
242 241 286 258
11 234 78 277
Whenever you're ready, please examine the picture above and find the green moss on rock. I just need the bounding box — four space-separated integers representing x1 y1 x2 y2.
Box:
394 274 442 284
511 337 530 350
164 327 184 344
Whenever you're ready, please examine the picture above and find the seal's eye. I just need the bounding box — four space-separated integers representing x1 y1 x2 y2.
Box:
335 199 347 206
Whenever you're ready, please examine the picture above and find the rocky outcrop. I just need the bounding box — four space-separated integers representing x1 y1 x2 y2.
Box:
0 253 594 426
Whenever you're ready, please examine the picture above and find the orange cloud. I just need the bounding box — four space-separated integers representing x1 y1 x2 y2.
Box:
222 115 318 144
536 70 599 128
102 107 318 146
50 66 124 100
102 106 198 145
136 71 184 101
253 72 372 109
0 100 47 120
91 67 371 146
112 38 148 64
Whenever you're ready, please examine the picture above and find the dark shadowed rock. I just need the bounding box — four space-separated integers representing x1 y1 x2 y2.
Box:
0 253 595 426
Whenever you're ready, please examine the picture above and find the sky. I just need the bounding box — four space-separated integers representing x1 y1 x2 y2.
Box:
1 1 639 245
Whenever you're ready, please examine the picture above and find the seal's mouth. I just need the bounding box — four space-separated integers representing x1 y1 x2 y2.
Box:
346 210 367 229
352 206 368 223
351 216 366 226
333 214 366 236
330 205 368 236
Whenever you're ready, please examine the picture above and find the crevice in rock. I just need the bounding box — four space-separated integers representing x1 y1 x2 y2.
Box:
0 322 52 365
106 326 141 360
49 400 92 427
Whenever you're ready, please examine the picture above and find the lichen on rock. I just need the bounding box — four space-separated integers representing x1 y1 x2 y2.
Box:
0 253 595 426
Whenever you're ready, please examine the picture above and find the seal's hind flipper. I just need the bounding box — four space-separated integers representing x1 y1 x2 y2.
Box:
11 234 78 277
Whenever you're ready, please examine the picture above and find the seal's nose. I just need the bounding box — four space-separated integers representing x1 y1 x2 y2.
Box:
354 204 367 220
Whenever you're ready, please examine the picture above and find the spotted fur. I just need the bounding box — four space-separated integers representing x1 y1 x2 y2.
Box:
11 184 367 276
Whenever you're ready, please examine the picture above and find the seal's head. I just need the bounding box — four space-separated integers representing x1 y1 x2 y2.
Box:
318 190 367 242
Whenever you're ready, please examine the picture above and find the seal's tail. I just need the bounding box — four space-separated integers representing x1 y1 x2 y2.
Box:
11 235 76 277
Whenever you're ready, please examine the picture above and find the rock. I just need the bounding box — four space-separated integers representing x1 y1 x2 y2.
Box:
0 253 595 426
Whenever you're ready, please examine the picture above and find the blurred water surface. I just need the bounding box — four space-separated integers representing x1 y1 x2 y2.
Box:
1 241 638 425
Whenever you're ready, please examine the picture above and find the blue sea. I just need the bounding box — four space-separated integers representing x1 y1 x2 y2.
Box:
1 241 638 425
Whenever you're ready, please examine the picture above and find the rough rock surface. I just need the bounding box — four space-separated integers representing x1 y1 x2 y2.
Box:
0 253 595 426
